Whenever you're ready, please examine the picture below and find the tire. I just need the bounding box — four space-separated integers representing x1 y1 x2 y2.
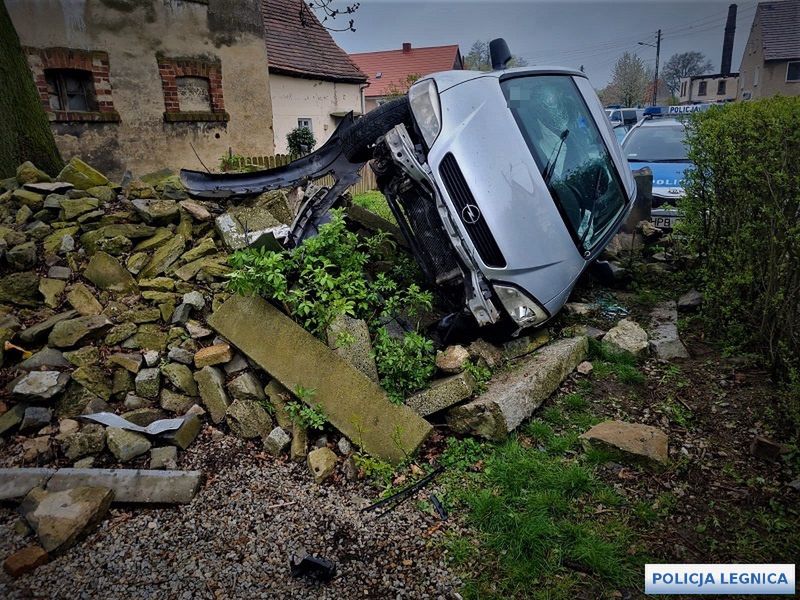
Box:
341 97 412 162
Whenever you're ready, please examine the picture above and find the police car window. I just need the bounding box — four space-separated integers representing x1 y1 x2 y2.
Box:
623 124 689 162
502 75 628 251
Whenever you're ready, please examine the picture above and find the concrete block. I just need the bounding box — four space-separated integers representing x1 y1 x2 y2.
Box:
0 468 56 500
46 468 202 504
208 295 431 464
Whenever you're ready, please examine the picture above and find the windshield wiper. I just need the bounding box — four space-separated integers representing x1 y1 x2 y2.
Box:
542 129 569 185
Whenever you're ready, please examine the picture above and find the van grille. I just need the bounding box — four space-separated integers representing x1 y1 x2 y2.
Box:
439 153 506 269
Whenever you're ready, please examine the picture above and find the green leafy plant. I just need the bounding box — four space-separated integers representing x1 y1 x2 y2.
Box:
463 361 492 394
372 328 436 403
285 386 326 430
286 126 316 156
353 452 394 488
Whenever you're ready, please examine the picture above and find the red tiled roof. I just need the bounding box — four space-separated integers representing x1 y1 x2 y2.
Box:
350 44 462 97
262 0 367 83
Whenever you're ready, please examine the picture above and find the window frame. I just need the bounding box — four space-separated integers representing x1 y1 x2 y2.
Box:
44 68 97 112
787 61 800 82
297 117 313 132
717 80 727 95
697 81 707 96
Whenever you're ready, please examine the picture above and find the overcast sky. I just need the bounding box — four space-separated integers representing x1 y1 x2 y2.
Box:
331 0 759 87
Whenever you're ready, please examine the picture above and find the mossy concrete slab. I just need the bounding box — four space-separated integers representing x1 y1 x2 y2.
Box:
208 295 432 464
447 336 588 441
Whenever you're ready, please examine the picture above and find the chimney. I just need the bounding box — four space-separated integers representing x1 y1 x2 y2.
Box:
402 42 411 53
721 4 737 76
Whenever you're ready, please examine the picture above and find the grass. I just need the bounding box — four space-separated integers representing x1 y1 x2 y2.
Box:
588 338 645 385
352 190 396 223
441 388 638 599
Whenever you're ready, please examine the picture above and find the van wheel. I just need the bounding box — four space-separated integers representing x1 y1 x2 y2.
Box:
341 97 412 162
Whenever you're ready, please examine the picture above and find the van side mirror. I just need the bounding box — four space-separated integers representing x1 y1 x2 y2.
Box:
489 38 512 71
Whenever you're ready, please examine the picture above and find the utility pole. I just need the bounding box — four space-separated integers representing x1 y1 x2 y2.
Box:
653 29 662 106
639 30 662 106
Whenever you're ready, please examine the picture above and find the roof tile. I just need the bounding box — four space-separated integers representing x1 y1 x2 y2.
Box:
350 45 463 97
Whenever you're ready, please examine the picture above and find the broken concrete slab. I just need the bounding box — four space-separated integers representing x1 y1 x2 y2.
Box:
447 337 588 441
406 371 476 417
46 468 201 503
502 330 550 361
20 486 114 554
208 295 432 464
648 301 689 360
0 468 56 500
580 420 669 467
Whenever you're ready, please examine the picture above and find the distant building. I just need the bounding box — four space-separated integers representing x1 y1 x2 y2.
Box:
263 0 367 154
350 43 463 112
738 0 800 100
679 3 740 104
8 0 275 178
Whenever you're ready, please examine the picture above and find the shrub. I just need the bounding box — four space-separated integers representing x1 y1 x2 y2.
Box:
679 97 799 380
373 328 436 403
286 126 316 156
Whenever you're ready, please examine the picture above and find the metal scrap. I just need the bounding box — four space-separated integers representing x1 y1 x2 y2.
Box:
82 412 189 435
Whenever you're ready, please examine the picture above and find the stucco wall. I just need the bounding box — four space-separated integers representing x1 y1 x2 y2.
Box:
7 0 275 179
738 18 800 100
679 75 739 103
269 73 362 154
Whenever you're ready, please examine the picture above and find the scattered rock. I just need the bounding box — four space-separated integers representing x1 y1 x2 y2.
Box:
291 425 308 462
71 366 112 401
19 348 70 370
193 366 229 424
159 389 194 414
85 251 138 294
678 289 702 312
185 320 211 339
108 352 142 374
8 241 37 270
48 314 112 348
161 363 198 396
502 330 550 361
326 314 379 382
603 319 649 356
20 407 52 433
564 302 596 316
106 428 152 462
226 399 272 439
3 545 49 577
227 372 265 403
649 301 689 360
168 346 194 365
57 157 110 190
135 368 161 399
138 234 185 279
150 446 178 469
577 361 594 375
307 447 337 483
179 200 212 221
435 345 470 374
467 339 503 368
194 343 232 368
580 420 669 467
20 485 114 553
0 404 27 436
337 437 352 455
10 371 70 402
160 414 201 449
264 427 291 456
750 436 783 462
17 161 52 184
131 198 179 225
0 272 40 306
64 346 100 367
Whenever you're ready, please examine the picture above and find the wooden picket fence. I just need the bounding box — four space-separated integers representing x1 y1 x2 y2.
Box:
228 153 378 196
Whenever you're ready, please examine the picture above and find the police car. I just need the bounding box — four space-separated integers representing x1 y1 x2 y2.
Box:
621 104 714 228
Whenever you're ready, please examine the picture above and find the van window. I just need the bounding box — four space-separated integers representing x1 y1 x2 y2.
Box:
502 75 628 251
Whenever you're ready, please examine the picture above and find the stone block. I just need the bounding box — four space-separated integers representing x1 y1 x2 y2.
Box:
580 420 668 467
208 295 431 464
46 468 201 503
0 468 56 500
406 372 475 417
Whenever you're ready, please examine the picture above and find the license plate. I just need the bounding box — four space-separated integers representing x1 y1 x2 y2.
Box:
651 214 678 229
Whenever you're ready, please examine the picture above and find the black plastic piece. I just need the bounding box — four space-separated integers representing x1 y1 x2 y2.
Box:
289 551 336 582
430 494 448 520
489 38 512 70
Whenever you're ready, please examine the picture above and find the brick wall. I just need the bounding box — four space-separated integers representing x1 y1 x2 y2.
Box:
24 47 120 123
156 54 229 122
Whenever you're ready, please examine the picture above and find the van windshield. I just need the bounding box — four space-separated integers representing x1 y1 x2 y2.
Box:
501 75 628 252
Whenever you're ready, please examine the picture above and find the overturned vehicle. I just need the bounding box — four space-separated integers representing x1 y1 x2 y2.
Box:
181 39 637 333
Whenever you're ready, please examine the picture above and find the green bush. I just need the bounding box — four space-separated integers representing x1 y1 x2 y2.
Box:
680 97 800 380
286 126 316 156
373 328 436 403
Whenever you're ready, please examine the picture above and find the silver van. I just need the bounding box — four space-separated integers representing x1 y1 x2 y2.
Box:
182 39 637 332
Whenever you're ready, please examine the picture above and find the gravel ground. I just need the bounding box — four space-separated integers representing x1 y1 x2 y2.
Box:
0 431 462 599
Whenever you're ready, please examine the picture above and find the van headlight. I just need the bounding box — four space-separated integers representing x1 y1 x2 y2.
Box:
408 79 441 148
493 284 549 327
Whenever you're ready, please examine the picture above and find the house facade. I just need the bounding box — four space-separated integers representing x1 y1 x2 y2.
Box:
678 73 740 103
263 0 367 154
738 0 800 100
350 43 463 112
7 0 275 179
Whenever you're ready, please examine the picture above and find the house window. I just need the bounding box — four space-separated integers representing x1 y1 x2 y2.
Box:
45 69 97 112
698 81 707 96
25 47 119 123
717 80 726 95
176 76 212 112
787 62 800 82
680 81 687 96
297 118 313 131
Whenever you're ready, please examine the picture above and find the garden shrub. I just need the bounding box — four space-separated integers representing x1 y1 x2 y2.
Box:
679 97 799 382
286 126 316 156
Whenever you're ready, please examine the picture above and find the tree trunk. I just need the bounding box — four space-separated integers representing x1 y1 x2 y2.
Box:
0 2 63 178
